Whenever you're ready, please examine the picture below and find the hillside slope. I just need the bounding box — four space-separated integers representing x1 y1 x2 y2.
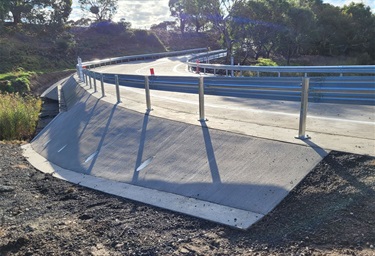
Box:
0 25 221 74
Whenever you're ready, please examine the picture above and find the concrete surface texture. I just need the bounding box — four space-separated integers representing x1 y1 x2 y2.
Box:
26 54 374 228
27 77 327 228
92 57 375 156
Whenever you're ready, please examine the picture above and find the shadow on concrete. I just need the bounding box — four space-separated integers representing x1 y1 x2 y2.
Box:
132 110 151 183
78 97 101 140
132 178 287 214
301 139 328 158
200 120 221 184
86 104 118 174
30 75 326 229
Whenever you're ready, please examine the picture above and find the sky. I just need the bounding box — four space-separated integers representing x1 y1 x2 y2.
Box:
69 0 375 29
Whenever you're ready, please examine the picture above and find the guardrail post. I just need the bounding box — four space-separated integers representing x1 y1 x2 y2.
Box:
115 75 121 103
89 72 92 89
145 76 152 111
77 57 83 81
100 74 105 97
296 77 310 140
85 73 88 87
93 73 97 92
198 76 206 121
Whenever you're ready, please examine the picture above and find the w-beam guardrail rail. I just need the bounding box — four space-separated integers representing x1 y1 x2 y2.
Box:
187 50 375 77
78 48 209 69
77 48 375 139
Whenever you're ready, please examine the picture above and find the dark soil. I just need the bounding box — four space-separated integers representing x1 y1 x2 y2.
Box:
0 141 374 255
30 70 75 96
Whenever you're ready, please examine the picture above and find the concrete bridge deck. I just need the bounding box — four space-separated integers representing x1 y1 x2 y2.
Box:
24 76 329 228
23 55 374 228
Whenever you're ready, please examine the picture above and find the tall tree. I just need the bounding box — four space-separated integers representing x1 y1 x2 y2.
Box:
78 0 117 22
341 2 375 62
0 0 72 25
230 0 282 62
313 3 349 56
184 0 209 33
205 0 244 62
0 0 10 21
169 0 187 33
277 6 316 64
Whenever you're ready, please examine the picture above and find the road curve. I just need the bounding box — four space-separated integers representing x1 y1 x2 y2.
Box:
91 55 375 156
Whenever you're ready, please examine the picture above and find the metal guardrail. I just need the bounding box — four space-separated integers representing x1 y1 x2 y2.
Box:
79 48 209 69
77 49 375 139
186 50 375 77
82 70 375 105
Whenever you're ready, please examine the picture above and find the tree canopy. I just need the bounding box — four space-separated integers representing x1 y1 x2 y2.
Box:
169 0 374 64
78 0 118 22
0 0 72 25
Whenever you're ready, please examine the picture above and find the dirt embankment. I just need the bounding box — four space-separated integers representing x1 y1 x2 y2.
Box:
0 141 374 256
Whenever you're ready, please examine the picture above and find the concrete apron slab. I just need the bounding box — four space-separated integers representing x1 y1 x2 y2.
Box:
24 77 327 229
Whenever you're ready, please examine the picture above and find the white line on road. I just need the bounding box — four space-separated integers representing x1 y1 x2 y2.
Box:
135 61 170 75
122 87 375 125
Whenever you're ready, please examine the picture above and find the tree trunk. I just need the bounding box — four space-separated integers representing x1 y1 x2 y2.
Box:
11 10 21 24
180 18 185 34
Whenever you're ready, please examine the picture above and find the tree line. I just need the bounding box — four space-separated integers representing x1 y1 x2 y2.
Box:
0 0 118 26
165 0 374 64
1 0 374 65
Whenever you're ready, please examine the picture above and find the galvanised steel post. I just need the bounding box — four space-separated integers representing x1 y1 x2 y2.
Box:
100 74 105 97
93 73 97 92
115 75 121 103
296 77 310 140
77 57 83 82
85 72 88 87
145 76 152 111
198 76 206 121
89 72 92 89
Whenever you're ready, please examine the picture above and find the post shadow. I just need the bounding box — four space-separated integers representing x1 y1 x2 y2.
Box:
78 97 101 140
301 138 329 158
200 120 221 184
132 110 151 183
86 103 118 174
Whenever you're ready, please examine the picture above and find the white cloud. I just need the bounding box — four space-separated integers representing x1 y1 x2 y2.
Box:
69 0 374 28
70 0 174 28
324 0 374 10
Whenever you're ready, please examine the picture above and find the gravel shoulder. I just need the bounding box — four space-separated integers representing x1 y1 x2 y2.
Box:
0 142 374 256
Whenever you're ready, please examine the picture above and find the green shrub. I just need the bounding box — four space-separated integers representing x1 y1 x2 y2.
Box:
256 58 278 66
0 69 34 94
0 93 41 140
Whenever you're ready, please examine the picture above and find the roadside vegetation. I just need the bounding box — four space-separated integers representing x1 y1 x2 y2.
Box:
0 68 36 94
0 93 41 140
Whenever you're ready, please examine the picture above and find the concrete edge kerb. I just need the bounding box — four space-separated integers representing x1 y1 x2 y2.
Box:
22 144 264 229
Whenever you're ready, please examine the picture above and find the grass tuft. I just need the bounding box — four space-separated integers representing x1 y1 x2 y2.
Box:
0 93 41 141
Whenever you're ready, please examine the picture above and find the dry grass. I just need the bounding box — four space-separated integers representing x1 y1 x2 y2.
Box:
0 93 41 140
